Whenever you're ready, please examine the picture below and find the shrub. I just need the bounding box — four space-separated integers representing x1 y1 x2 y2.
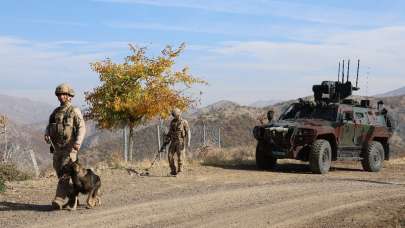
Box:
0 177 5 193
198 145 255 166
0 163 31 182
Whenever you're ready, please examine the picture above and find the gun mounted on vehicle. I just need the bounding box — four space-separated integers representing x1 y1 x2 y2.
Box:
312 60 360 104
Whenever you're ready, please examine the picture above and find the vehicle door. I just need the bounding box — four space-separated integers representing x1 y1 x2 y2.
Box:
352 107 370 146
338 109 356 147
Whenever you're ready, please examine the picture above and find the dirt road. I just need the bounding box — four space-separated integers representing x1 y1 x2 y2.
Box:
2 160 405 228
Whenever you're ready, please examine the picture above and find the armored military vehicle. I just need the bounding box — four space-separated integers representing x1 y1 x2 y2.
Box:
253 60 393 174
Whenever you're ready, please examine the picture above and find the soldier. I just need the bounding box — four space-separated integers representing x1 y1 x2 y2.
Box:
161 108 190 176
378 101 394 130
44 83 86 210
267 109 274 124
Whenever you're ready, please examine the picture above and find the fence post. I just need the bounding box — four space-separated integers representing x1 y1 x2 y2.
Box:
203 123 206 146
129 128 133 161
28 149 40 178
4 125 7 160
218 128 221 148
157 125 161 159
0 115 7 162
123 126 128 162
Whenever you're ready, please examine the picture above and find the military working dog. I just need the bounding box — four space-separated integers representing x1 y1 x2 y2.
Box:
62 161 101 210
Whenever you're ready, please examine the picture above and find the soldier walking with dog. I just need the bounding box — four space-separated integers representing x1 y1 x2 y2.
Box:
161 108 190 176
44 83 86 210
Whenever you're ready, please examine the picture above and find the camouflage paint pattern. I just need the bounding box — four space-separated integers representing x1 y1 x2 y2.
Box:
253 103 393 161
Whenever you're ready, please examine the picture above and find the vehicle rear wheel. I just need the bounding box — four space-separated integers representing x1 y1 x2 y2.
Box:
256 141 277 170
361 141 384 172
309 139 332 174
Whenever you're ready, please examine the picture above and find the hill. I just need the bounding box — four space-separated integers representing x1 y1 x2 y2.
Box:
0 94 53 124
1 94 404 171
0 118 50 172
375 86 405 97
249 99 282 107
80 100 265 164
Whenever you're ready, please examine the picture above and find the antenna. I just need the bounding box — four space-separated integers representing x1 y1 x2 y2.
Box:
338 61 341 82
346 59 350 82
356 59 360 88
366 67 370 97
342 60 345 83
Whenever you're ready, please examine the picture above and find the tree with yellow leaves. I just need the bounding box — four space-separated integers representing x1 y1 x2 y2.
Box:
85 43 206 160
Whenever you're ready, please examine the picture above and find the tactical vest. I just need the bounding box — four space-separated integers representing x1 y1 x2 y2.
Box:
169 119 186 142
49 105 77 147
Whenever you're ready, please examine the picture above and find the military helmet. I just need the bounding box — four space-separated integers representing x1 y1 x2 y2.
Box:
55 83 75 97
171 108 181 118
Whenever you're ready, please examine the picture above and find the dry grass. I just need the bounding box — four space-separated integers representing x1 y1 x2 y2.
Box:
0 177 4 193
0 162 32 193
0 163 32 182
91 150 173 176
197 145 256 166
91 146 257 175
387 156 405 165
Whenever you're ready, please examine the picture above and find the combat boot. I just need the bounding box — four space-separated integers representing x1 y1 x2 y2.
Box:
170 170 177 176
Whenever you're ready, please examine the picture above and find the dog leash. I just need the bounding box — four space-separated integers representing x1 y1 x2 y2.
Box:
126 150 162 176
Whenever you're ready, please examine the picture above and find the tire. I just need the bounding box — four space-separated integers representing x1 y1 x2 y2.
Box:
256 141 277 170
361 141 384 172
309 139 332 174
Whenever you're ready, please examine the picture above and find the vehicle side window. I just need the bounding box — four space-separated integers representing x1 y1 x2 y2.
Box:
354 111 369 124
343 111 353 123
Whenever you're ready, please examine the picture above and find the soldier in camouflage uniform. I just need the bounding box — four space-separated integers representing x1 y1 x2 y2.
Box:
161 108 190 176
44 83 86 210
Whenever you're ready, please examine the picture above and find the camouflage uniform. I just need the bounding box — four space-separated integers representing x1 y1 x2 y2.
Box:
164 109 190 175
45 84 86 209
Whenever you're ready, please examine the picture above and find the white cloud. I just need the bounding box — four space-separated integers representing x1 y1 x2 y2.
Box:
1 25 405 107
185 26 405 104
0 36 131 105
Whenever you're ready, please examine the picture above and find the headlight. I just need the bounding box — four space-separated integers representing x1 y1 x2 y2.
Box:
269 126 289 133
296 128 315 136
268 126 290 137
294 128 315 144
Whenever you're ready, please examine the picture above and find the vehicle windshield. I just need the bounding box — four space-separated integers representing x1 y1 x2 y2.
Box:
280 102 338 121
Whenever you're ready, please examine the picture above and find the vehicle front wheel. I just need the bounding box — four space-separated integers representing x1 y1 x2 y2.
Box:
256 141 277 170
361 141 384 172
309 139 332 174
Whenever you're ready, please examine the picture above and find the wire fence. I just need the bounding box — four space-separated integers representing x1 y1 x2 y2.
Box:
0 114 40 177
122 122 227 161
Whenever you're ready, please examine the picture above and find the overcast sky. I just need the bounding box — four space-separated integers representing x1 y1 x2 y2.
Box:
1 0 404 107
